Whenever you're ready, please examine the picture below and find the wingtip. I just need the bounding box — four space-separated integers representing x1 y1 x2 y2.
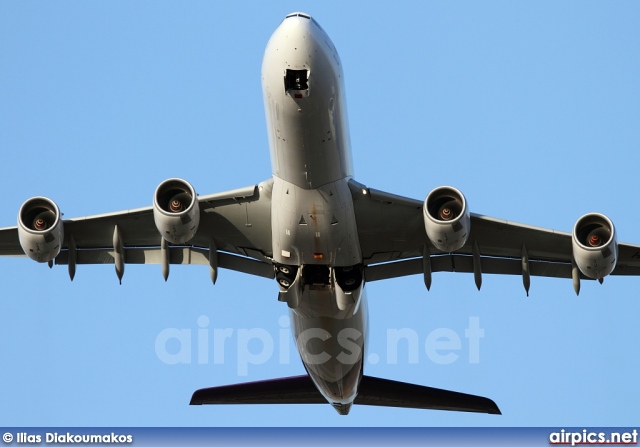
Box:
484 398 502 415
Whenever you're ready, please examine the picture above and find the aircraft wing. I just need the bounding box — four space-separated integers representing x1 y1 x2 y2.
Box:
349 180 640 292
0 179 275 281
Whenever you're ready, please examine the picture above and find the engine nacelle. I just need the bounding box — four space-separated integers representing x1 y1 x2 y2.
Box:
153 178 200 244
572 213 618 279
17 197 64 263
423 186 470 252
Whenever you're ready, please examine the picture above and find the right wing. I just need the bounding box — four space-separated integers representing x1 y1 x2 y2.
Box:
348 180 640 291
0 179 275 281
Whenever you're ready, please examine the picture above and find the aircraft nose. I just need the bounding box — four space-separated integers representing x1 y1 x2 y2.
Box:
280 12 317 34
269 12 322 58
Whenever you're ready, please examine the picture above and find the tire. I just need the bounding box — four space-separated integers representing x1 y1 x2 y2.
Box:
276 272 292 288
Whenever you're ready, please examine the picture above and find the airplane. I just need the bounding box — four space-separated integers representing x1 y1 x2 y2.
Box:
1 12 639 416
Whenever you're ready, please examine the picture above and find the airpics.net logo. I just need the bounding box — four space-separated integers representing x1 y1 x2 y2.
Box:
154 316 485 375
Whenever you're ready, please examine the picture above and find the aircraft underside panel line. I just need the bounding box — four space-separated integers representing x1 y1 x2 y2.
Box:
362 254 640 282
54 247 274 279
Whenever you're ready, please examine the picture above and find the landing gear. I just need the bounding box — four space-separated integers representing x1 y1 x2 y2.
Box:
302 264 331 286
275 263 365 317
334 265 363 292
274 263 363 292
276 274 291 288
275 264 298 289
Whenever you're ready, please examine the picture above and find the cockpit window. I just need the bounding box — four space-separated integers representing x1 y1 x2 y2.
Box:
285 69 309 91
285 13 311 19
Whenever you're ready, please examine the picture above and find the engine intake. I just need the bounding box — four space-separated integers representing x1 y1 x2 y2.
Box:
423 186 470 252
153 178 200 244
18 196 64 262
572 213 617 279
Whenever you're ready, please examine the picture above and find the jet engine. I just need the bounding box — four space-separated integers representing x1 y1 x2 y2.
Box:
423 186 470 252
17 196 64 263
572 213 618 279
153 178 200 244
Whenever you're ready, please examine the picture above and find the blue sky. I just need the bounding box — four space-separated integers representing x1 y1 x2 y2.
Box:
1 1 639 427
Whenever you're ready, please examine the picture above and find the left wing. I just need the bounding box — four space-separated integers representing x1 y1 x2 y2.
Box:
0 179 275 282
349 180 640 294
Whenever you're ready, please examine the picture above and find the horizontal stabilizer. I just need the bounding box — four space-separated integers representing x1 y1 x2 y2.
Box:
190 375 325 405
190 375 501 415
356 375 501 414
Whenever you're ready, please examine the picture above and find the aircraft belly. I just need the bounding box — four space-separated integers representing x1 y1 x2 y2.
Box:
263 17 367 408
262 12 352 190
271 176 361 266
272 91 350 189
291 290 368 405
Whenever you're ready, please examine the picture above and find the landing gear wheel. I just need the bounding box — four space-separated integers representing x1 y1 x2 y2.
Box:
276 272 291 288
334 265 363 292
344 278 356 286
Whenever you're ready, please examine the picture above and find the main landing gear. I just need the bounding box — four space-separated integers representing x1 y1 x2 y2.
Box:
274 264 363 291
276 265 299 289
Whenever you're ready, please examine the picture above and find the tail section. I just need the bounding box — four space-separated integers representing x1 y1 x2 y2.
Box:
190 375 501 415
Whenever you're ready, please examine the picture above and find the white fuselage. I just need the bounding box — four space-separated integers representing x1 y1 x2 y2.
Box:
261 13 366 413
